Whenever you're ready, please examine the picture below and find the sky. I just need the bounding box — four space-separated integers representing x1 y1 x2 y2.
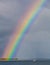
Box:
0 0 50 60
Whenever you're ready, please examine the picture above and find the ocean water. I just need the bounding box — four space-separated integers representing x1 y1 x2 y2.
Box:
0 60 50 65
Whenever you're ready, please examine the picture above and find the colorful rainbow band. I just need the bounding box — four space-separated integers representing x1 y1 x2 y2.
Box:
2 0 46 60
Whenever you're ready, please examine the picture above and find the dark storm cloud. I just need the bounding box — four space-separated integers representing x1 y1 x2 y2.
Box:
0 0 34 57
0 0 21 57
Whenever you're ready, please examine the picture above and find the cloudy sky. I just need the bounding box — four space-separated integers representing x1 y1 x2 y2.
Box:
0 0 50 60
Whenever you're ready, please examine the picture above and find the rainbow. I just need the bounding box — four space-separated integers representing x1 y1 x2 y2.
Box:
2 0 46 60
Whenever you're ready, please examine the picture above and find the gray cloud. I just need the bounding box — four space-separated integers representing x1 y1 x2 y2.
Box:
16 7 50 60
0 0 50 60
45 0 50 9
